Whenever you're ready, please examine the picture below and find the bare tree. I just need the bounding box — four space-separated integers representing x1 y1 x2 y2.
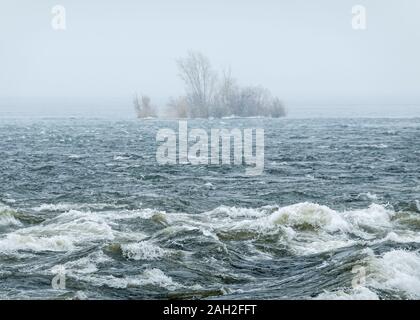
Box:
133 93 142 118
213 68 285 118
176 51 217 117
133 93 156 118
136 52 287 119
215 67 238 117
141 95 152 116
167 96 188 118
270 97 286 118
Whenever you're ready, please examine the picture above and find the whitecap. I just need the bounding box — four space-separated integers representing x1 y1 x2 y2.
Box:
315 287 379 300
268 202 351 233
75 268 185 291
0 210 22 227
368 250 420 298
113 155 131 161
32 203 126 212
0 203 23 227
357 192 378 201
121 241 166 261
0 210 114 253
343 204 394 231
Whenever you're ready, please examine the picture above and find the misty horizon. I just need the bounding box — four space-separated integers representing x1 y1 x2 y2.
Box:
1 98 419 119
1 0 420 118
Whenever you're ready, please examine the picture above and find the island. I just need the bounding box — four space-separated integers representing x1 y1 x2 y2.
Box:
134 51 286 119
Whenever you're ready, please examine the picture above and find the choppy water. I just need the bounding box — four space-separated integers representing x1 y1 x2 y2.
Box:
1 117 420 300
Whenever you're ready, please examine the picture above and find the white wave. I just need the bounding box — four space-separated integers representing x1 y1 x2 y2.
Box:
76 268 184 291
382 231 420 244
112 230 147 242
64 252 111 275
288 236 356 256
315 250 420 300
204 182 214 189
121 241 166 260
67 154 83 159
358 192 378 201
150 202 403 255
197 203 356 254
369 250 420 298
33 203 126 212
0 208 22 227
343 204 394 231
138 268 180 289
101 208 165 221
33 203 79 212
315 287 379 300
32 202 396 257
263 203 355 255
1 198 16 204
72 291 89 300
205 205 273 219
349 144 388 149
113 155 131 161
268 202 351 233
0 202 21 225
199 202 366 236
0 210 114 252
0 234 76 252
18 251 112 282
2 201 415 258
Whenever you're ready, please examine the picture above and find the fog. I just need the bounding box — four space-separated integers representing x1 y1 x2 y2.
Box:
1 0 420 117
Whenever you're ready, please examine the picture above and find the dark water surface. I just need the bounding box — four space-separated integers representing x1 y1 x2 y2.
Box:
1 117 420 299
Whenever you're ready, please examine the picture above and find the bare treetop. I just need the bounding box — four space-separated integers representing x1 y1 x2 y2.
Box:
176 51 218 117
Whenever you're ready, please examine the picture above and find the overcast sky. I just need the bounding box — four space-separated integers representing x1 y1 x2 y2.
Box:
1 0 419 116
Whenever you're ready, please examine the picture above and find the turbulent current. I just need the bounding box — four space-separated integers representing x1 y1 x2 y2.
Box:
0 117 420 300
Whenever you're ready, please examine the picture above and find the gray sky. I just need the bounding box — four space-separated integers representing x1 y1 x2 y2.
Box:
1 0 419 116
